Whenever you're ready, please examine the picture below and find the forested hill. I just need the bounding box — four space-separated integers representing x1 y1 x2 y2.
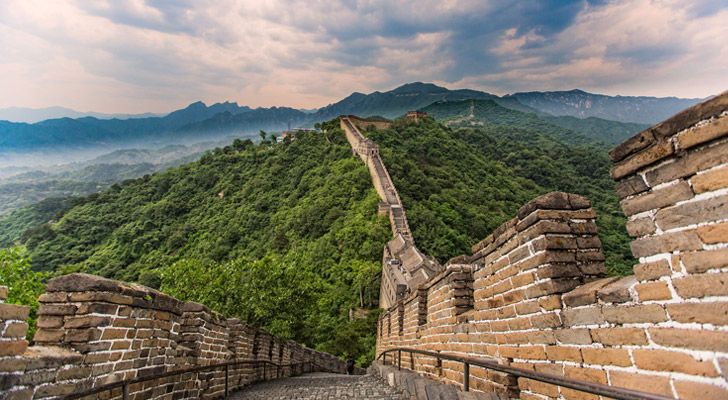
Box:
18 131 391 361
365 116 633 275
420 99 648 145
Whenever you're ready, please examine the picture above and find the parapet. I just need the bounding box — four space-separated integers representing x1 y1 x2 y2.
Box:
0 273 351 398
376 91 728 400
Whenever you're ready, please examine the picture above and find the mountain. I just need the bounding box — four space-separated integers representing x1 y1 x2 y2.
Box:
506 89 702 124
312 82 535 120
0 102 254 152
0 106 161 123
420 99 648 145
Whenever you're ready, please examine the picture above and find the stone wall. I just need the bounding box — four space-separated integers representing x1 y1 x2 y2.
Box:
376 92 728 400
0 274 352 399
340 116 444 309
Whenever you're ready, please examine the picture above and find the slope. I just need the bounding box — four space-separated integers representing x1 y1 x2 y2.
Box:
420 99 647 146
18 131 391 361
366 117 633 275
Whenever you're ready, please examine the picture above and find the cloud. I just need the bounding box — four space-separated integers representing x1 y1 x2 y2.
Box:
0 0 725 113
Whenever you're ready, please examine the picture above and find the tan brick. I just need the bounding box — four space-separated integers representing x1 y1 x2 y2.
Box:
635 281 672 301
590 328 648 345
581 348 632 367
563 277 619 307
633 348 718 376
101 328 128 340
64 315 111 329
645 139 728 186
0 339 27 356
562 367 607 400
538 295 562 310
634 259 671 281
0 286 7 301
36 316 64 329
697 221 728 244
677 115 728 150
555 329 593 345
607 371 672 397
597 276 636 303
667 302 728 325
625 216 656 237
649 328 728 352
545 346 582 362
620 180 693 216
692 165 728 193
656 193 728 231
38 304 77 316
674 380 728 400
682 248 728 273
630 230 703 258
673 272 728 298
563 306 604 326
602 304 667 324
32 328 64 342
0 303 30 320
3 321 28 338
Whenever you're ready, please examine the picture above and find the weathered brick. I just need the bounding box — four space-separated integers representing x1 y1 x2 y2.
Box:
634 259 671 281
620 180 693 216
562 306 603 326
590 327 648 345
602 304 667 324
0 303 30 320
677 114 728 150
625 216 656 237
674 380 728 400
32 328 64 342
38 304 77 316
563 277 619 307
681 248 728 273
667 302 728 325
697 221 728 244
597 276 635 303
633 348 718 376
615 175 650 199
692 164 728 193
673 272 728 298
645 139 728 186
554 329 592 345
0 339 27 356
36 316 64 328
656 193 728 231
612 139 673 180
581 348 632 367
635 281 672 301
649 327 728 352
65 315 112 329
3 321 28 338
630 230 703 258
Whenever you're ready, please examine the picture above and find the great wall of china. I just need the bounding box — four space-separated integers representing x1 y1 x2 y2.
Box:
364 93 728 399
0 94 726 399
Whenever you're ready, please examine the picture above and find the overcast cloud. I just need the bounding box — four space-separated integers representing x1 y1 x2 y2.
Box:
0 0 726 113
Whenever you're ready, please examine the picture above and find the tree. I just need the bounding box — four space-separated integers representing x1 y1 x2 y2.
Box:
0 246 47 338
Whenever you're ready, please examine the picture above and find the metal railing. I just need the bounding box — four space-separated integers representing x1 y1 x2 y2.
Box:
60 359 315 400
378 348 673 400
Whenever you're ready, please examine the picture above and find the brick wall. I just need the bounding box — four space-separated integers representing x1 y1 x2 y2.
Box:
0 273 351 399
376 92 728 400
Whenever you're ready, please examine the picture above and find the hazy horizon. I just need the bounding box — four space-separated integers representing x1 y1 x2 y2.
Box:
1 1 726 114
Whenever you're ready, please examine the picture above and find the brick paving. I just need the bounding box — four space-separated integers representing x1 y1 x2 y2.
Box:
229 372 406 399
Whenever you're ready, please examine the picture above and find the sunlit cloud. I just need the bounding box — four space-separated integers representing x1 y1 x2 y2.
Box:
0 0 725 113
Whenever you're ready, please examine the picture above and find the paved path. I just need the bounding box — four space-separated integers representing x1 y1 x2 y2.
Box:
230 372 406 400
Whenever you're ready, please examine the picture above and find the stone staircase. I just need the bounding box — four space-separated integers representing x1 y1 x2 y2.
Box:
230 372 406 399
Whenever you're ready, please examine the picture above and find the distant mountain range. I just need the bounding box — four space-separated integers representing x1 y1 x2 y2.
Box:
506 89 703 124
0 83 704 153
0 106 163 123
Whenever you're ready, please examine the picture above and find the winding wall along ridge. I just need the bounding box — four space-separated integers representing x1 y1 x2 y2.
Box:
373 92 728 400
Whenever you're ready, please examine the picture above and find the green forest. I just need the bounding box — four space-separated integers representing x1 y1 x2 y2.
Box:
0 109 634 364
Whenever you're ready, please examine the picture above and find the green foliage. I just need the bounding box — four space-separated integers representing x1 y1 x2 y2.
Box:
368 116 634 275
0 246 46 339
20 130 390 362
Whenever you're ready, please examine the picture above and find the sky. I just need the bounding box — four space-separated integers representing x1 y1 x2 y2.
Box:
1 0 727 113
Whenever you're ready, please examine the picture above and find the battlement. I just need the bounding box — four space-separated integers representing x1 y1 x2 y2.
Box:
376 91 728 399
0 274 352 399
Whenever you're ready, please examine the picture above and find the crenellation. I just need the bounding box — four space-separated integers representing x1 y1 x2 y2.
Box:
0 273 351 398
377 92 728 399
